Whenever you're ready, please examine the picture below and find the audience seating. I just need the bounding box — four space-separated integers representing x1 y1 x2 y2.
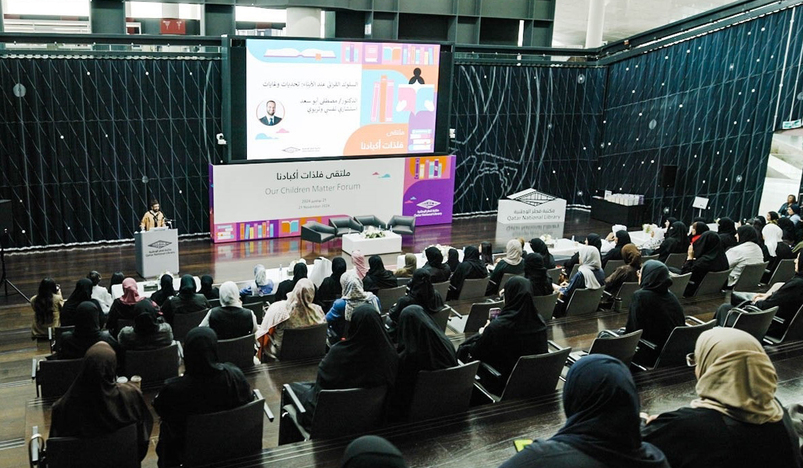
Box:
217 333 257 369
300 222 337 248
277 323 328 361
243 302 266 323
29 423 138 468
732 262 769 293
563 329 642 367
387 215 416 236
329 217 363 236
354 215 386 230
376 285 407 313
172 309 208 342
183 390 272 466
408 361 480 422
451 300 503 334
767 258 796 286
397 277 412 286
632 319 715 371
546 267 562 284
124 343 179 387
764 305 803 345
602 259 625 277
208 298 221 308
563 288 603 316
433 281 449 300
664 253 687 270
668 273 692 301
458 277 490 301
641 254 659 262
498 273 523 292
49 326 74 354
568 264 579 279
431 306 452 332
281 384 387 442
688 269 732 298
116 319 134 331
32 358 84 398
533 293 559 322
727 306 778 341
474 347 571 403
611 282 639 312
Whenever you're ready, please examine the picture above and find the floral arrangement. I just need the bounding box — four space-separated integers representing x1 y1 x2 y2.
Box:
642 223 658 234
362 225 386 239
540 234 555 248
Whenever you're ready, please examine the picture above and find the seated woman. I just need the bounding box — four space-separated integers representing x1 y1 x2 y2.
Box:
562 233 602 276
275 262 308 301
421 246 451 284
200 282 258 340
725 225 764 287
601 230 633 267
239 264 275 299
653 221 689 263
486 239 525 296
30 277 63 339
553 246 605 318
524 253 554 297
446 248 460 275
689 221 709 245
529 238 556 269
153 328 252 468
642 328 801 468
362 255 398 294
388 305 457 421
117 300 174 351
446 246 488 301
717 217 738 251
626 261 685 367
161 275 211 325
779 194 798 217
479 241 494 271
149 274 177 308
326 271 381 342
257 278 325 360
50 342 153 461
281 305 398 443
457 277 547 392
393 253 417 278
314 256 347 310
351 250 368 279
387 269 445 328
761 223 796 283
106 278 144 338
680 231 729 297
604 244 641 296
59 301 122 360
500 354 669 468
199 274 219 300
60 278 98 327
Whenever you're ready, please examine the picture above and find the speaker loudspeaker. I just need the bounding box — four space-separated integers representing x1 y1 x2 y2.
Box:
661 165 677 188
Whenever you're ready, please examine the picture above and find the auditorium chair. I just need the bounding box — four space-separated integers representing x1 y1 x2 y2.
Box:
450 300 503 334
29 423 138 468
277 323 328 361
632 319 715 371
280 384 387 444
569 264 579 279
124 343 179 387
172 309 208 342
243 301 267 322
354 215 386 230
498 272 523 292
609 282 640 312
432 281 449 299
602 259 625 278
376 285 407 313
328 216 363 237
766 258 796 286
547 267 562 284
563 288 604 316
764 305 803 345
664 252 687 270
49 326 74 354
208 298 221 308
688 268 732 298
732 262 769 293
217 333 258 369
473 347 571 403
32 358 84 398
300 221 337 248
560 329 643 367
458 277 490 301
533 292 560 322
387 215 416 236
407 361 480 422
725 306 778 341
668 273 692 301
183 390 273 466
431 306 453 332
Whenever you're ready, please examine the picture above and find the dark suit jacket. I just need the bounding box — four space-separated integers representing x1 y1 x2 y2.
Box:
259 115 282 126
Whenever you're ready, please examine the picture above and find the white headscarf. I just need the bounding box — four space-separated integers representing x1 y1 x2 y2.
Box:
504 239 523 266
577 245 602 290
219 281 241 307
254 265 269 287
762 224 783 257
309 257 332 287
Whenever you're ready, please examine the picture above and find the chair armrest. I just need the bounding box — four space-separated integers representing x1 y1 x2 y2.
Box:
31 359 37 381
686 316 705 325
282 384 306 414
29 426 43 468
479 362 501 379
631 362 648 372
472 381 499 404
175 341 184 360
547 340 563 351
771 316 785 324
602 290 613 298
450 309 464 320
638 338 658 351
253 389 274 422
48 327 53 341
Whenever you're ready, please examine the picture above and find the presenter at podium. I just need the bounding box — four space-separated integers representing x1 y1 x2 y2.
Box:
139 199 166 231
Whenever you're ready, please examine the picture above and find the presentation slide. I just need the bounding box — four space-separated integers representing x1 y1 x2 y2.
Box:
245 39 440 160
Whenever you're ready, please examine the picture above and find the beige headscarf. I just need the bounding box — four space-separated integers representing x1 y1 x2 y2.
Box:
286 278 324 328
394 253 418 277
504 239 523 266
691 328 783 424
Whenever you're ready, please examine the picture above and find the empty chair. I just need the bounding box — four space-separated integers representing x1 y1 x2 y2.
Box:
376 285 408 313
430 306 452 332
354 215 386 230
612 282 640 312
217 333 257 369
632 319 716 370
171 309 207 342
432 281 449 300
460 301 503 333
474 348 571 403
764 305 803 345
281 385 387 442
124 343 179 386
532 293 559 322
29 423 139 468
407 361 480 422
329 217 363 236
387 215 416 235
767 258 796 286
564 288 604 316
664 252 687 270
689 269 732 298
727 306 778 342
546 267 562 284
667 273 692 301
277 323 328 361
458 277 490 301
570 330 643 367
300 222 337 248
732 262 769 292
603 259 625 277
32 358 84 398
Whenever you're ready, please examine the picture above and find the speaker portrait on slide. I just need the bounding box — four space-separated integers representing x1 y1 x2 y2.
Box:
258 100 284 126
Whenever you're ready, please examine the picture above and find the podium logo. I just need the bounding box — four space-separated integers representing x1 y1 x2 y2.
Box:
148 240 172 249
417 199 440 209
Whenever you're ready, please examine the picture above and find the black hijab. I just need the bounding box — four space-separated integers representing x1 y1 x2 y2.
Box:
276 263 310 301
407 269 441 312
425 247 444 268
184 327 221 376
62 278 95 326
199 275 218 300
500 277 547 330
316 257 347 303
664 217 677 228
639 260 672 294
480 241 494 265
524 253 553 296
364 256 398 290
585 233 602 252
133 300 160 335
150 274 176 306
691 221 709 237
777 217 797 241
178 274 197 296
73 300 102 339
615 230 632 248
292 263 308 284
664 221 689 252
718 217 738 250
397 305 456 374
529 238 556 269
551 355 668 467
447 249 460 272
341 435 408 468
108 272 124 294
693 231 730 272
736 225 759 245
331 257 347 282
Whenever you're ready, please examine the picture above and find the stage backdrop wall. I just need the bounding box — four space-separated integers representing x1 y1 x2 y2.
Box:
210 155 455 243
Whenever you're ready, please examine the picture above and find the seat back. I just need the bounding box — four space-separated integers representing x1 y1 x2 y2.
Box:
498 273 522 292
433 282 449 300
172 309 208 342
329 217 362 236
729 307 778 341
768 258 796 285
243 302 267 322
547 267 562 284
388 215 416 235
732 262 769 293
301 222 336 244
116 319 135 331
36 359 84 399
464 301 503 333
771 305 803 343
588 329 643 367
278 323 328 361
500 347 572 401
184 397 265 466
458 277 490 301
354 215 386 230
565 288 603 316
603 259 625 277
376 285 407 313
664 252 687 270
408 361 480 422
613 282 640 312
691 269 732 297
310 386 387 440
45 424 139 468
641 254 659 262
652 320 716 368
397 277 411 286
668 273 692 302
51 326 75 353
569 264 579 279
217 334 256 369
124 343 179 386
208 298 221 308
533 293 559 322
431 306 451 332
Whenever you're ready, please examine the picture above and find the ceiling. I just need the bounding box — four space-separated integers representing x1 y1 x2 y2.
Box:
552 0 739 48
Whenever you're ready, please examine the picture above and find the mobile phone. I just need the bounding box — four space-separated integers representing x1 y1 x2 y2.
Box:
489 307 501 320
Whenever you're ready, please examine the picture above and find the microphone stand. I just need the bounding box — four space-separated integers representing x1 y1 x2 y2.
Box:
0 231 28 300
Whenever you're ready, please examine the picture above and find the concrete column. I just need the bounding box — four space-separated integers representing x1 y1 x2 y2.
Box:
91 0 126 34
584 0 605 48
286 7 322 38
203 4 235 37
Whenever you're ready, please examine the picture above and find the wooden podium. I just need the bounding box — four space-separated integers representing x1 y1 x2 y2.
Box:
134 228 179 279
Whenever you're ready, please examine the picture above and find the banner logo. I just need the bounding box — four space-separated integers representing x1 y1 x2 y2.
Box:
417 199 440 209
148 240 172 249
